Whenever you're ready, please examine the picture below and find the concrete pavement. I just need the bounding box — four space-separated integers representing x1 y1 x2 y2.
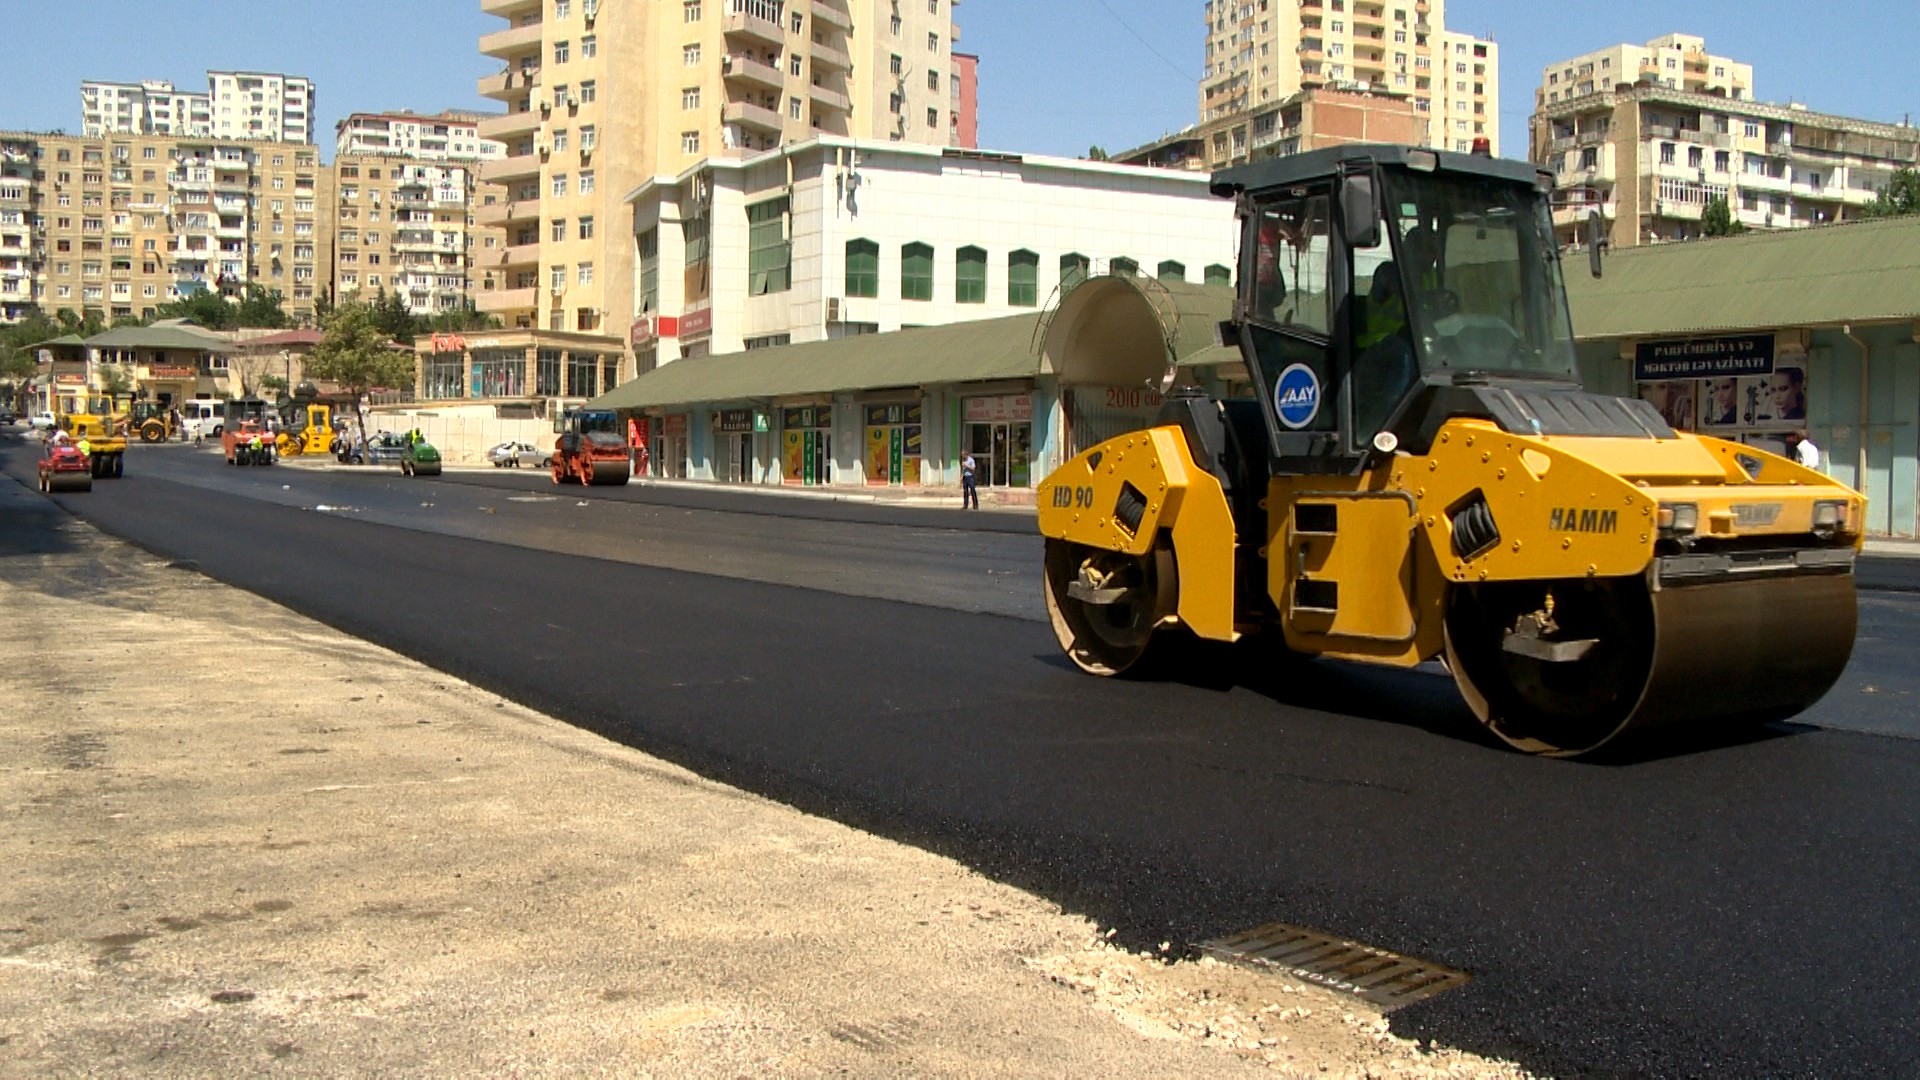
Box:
0 474 1524 1078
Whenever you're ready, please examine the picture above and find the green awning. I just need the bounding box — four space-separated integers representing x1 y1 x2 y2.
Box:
1567 213 1920 340
83 325 238 353
591 314 1044 411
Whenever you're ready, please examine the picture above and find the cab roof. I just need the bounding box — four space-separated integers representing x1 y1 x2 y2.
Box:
1210 144 1550 199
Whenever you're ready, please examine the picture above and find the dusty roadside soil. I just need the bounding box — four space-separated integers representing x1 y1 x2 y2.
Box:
0 483 1532 1077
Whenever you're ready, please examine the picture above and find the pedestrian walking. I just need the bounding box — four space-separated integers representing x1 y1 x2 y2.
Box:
1790 429 1822 471
960 451 979 510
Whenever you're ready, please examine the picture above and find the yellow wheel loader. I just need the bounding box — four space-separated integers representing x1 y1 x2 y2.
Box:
1037 145 1864 757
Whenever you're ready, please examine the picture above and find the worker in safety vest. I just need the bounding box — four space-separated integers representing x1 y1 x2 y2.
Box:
76 436 92 459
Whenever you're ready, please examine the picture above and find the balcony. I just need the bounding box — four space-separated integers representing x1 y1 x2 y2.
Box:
479 152 542 183
722 53 785 91
812 0 852 32
808 81 852 113
723 2 786 48
479 21 544 59
474 198 536 227
1551 201 1616 228
478 108 541 141
723 100 786 135
476 286 537 313
394 230 438 252
811 38 852 71
481 0 541 16
498 242 540 268
477 68 536 100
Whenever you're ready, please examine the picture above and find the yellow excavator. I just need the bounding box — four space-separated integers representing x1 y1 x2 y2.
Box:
1037 145 1863 757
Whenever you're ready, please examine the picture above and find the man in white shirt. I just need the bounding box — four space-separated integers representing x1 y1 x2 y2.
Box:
1791 429 1821 470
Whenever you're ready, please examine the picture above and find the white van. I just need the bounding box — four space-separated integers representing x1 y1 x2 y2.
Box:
179 401 223 440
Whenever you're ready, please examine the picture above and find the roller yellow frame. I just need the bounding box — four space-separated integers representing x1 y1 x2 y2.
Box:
1038 145 1864 757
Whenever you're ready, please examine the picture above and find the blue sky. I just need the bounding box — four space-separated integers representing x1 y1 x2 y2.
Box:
2 1 1915 161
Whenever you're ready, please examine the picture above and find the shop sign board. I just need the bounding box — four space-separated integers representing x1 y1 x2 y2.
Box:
430 333 468 353
963 393 1032 424
629 316 655 348
782 405 831 429
150 365 197 379
677 307 713 339
753 410 770 433
718 408 755 433
1633 334 1775 381
663 413 688 438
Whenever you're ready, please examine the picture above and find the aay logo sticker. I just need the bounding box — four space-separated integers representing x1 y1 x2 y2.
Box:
1274 363 1322 430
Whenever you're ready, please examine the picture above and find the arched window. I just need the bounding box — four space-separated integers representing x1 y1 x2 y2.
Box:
901 242 933 301
845 239 878 298
955 245 987 304
1060 252 1089 292
1007 249 1039 307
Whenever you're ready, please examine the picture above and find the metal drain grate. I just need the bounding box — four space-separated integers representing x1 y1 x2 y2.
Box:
1197 921 1470 1009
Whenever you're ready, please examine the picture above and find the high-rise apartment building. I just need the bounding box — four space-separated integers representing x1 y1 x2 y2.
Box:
1198 0 1498 166
950 52 979 149
81 71 315 144
336 110 507 161
208 72 316 144
1530 34 1920 249
470 0 963 385
1538 34 1751 109
0 131 331 325
331 155 480 317
81 80 213 139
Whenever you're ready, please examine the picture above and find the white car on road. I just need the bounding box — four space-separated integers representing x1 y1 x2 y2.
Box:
29 412 57 431
486 441 550 468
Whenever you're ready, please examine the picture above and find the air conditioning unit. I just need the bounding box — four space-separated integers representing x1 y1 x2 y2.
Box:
825 297 841 322
722 55 734 74
550 284 565 296
539 101 552 117
582 0 598 23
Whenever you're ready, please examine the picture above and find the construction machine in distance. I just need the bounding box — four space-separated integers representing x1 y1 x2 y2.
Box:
220 397 276 466
550 408 631 486
1037 143 1864 758
130 401 178 444
275 384 335 458
57 393 130 479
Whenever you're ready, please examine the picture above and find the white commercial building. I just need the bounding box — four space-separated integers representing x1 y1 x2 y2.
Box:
625 137 1239 367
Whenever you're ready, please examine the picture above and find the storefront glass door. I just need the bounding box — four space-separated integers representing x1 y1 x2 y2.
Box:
967 422 1033 487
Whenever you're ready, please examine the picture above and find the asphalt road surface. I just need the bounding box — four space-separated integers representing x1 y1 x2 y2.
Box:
7 437 1920 1077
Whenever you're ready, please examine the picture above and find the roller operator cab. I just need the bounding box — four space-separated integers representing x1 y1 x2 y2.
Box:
1037 145 1866 757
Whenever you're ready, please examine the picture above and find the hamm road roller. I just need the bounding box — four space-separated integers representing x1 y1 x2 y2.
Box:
1038 145 1864 757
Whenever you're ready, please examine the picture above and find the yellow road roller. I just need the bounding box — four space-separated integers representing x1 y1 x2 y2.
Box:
1037 145 1865 757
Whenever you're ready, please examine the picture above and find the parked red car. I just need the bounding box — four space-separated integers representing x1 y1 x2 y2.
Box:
38 438 92 493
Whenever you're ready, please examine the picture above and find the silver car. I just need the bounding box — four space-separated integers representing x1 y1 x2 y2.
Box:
486 440 550 468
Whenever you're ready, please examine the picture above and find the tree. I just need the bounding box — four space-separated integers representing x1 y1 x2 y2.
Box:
370 288 421 345
0 309 62 410
427 299 503 334
1087 145 1111 162
233 286 292 329
1702 195 1745 237
1859 167 1920 219
151 289 236 330
305 299 417 454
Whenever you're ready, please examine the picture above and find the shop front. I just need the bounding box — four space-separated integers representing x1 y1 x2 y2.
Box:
961 392 1034 488
781 404 833 486
656 412 690 479
1629 333 1808 456
715 406 770 483
862 401 923 486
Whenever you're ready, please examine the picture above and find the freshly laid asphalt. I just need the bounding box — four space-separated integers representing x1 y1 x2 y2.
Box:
8 438 1920 1077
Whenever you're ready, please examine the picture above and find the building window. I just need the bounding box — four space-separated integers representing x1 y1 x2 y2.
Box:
928 71 940 92
554 40 570 64
580 125 597 151
555 0 570 17
552 218 568 242
1061 252 1090 290
1007 249 1038 307
684 44 701 66
1157 260 1186 283
682 131 700 153
891 54 903 75
955 245 986 304
684 0 701 21
747 197 791 295
790 97 803 120
579 81 596 103
1660 143 1675 165
684 87 701 110
927 31 938 51
553 174 568 197
579 171 594 194
582 34 597 58
551 264 566 292
578 262 594 286
901 242 933 301
927 107 939 128
845 238 879 297
638 227 659 312
579 216 594 240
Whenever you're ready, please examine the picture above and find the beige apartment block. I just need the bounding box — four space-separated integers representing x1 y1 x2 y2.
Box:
336 110 506 161
469 0 961 404
1116 86 1424 171
1198 0 1497 164
0 131 329 326
1537 33 1753 110
332 155 479 317
1531 51 1919 249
